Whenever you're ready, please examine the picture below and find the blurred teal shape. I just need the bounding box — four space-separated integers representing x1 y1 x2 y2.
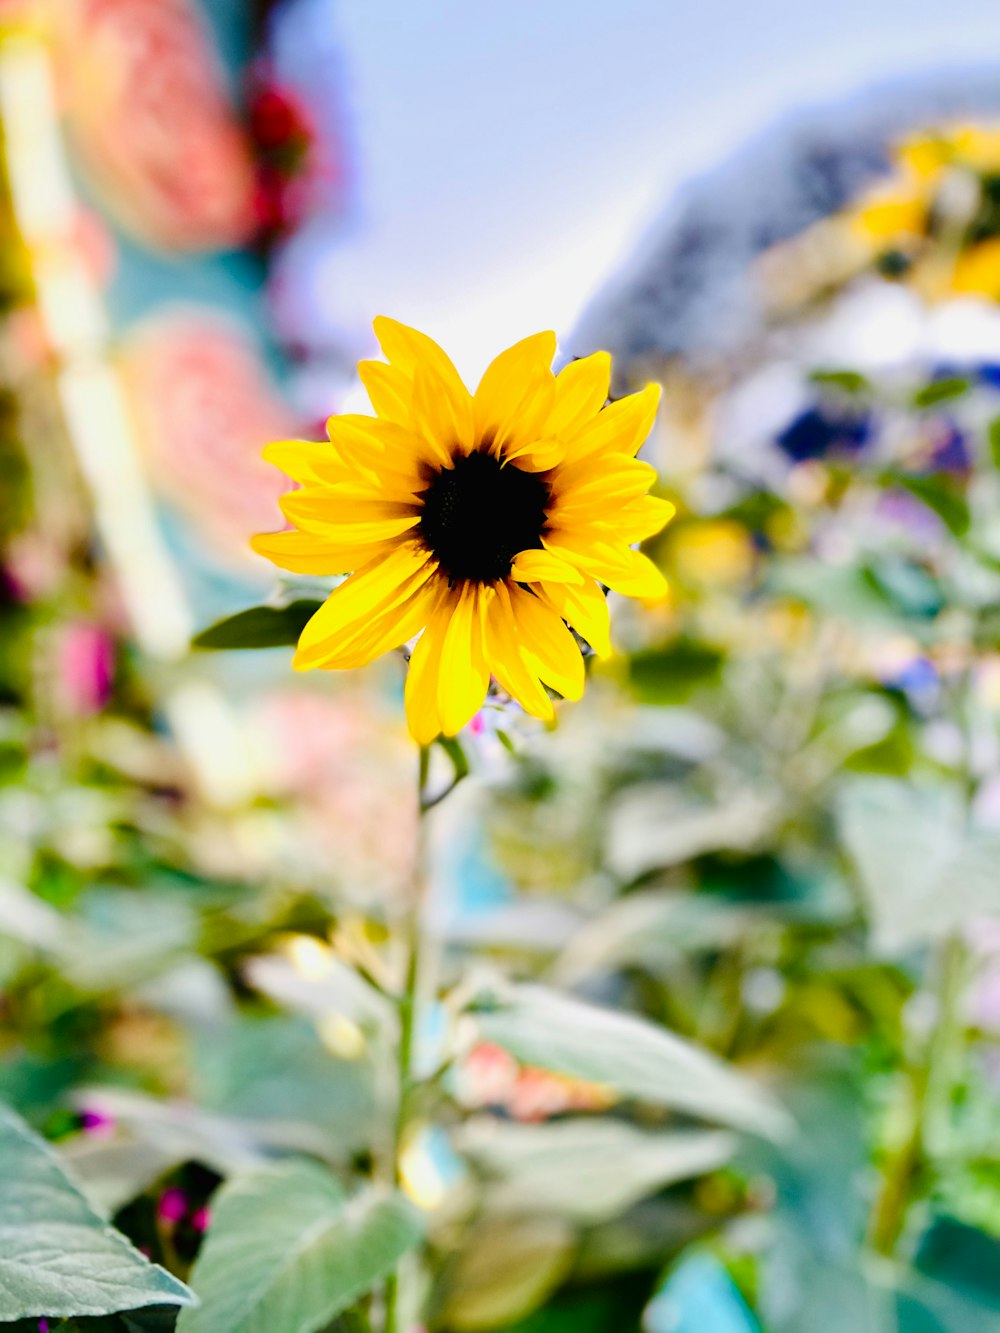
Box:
645 1252 760 1333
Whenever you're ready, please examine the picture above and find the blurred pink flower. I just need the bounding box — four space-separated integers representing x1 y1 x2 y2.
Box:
59 622 114 717
190 1204 211 1233
58 0 256 252
119 315 298 565
156 1186 189 1225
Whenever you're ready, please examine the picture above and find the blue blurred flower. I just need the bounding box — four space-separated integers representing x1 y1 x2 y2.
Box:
775 404 872 462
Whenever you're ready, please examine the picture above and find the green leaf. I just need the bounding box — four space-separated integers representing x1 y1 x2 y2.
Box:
989 417 1000 469
469 984 790 1140
437 734 471 783
838 778 1000 954
912 377 972 408
458 1117 735 1224
628 640 724 704
0 1101 193 1322
191 601 322 651
887 475 970 537
809 369 872 395
178 1160 422 1333
438 1216 576 1332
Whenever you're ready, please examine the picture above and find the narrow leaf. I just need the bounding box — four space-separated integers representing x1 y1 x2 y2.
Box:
469 985 790 1140
192 601 322 651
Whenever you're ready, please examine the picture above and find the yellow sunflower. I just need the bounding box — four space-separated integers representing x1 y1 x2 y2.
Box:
252 318 672 743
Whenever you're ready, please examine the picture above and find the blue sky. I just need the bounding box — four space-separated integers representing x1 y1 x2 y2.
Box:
281 0 1000 381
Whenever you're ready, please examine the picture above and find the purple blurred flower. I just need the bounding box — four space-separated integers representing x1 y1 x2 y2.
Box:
190 1205 211 1233
79 1106 116 1138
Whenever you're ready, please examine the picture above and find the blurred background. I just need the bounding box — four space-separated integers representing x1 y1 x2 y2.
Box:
6 0 1000 1329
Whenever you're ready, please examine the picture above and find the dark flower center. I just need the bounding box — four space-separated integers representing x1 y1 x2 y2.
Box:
419 449 550 584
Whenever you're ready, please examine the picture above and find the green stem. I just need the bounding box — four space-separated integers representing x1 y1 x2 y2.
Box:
867 934 965 1256
384 744 432 1333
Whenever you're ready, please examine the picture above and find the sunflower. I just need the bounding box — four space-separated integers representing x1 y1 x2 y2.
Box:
253 318 673 743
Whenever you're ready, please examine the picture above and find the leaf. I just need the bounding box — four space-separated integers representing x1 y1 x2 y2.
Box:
809 369 872 395
177 1160 422 1333
888 475 969 537
838 778 1000 954
458 1117 735 1224
468 984 790 1140
191 601 322 651
438 1216 576 1332
191 1016 376 1158
0 877 67 950
912 377 972 408
628 640 724 705
0 1101 193 1321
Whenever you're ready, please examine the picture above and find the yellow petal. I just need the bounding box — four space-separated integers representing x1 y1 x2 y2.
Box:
502 435 565 471
562 383 661 462
538 578 611 658
485 582 554 721
309 573 443 670
293 543 434 668
436 583 490 736
509 549 584 585
358 360 414 426
412 363 475 463
250 528 389 575
612 495 676 544
508 585 585 701
547 351 611 437
598 548 668 600
552 459 659 512
262 439 343 485
280 493 422 545
405 600 452 745
373 316 468 395
474 332 557 453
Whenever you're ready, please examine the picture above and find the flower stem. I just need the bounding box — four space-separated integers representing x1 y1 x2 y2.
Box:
384 743 432 1333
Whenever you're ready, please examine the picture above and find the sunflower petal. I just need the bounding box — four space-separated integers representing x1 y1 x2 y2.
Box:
405 602 452 745
563 382 661 461
436 583 490 736
310 573 442 670
412 363 475 462
475 332 557 453
293 543 433 668
250 528 388 575
486 582 554 721
509 549 584 585
547 351 611 437
538 578 612 658
508 585 585 701
598 548 669 600
358 360 414 426
373 316 468 395
613 495 676 544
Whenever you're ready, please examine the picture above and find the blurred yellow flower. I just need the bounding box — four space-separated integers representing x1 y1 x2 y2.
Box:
255 318 672 743
847 121 1000 298
670 519 754 586
950 237 1000 298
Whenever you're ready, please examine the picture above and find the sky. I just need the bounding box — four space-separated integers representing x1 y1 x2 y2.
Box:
279 0 1000 383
